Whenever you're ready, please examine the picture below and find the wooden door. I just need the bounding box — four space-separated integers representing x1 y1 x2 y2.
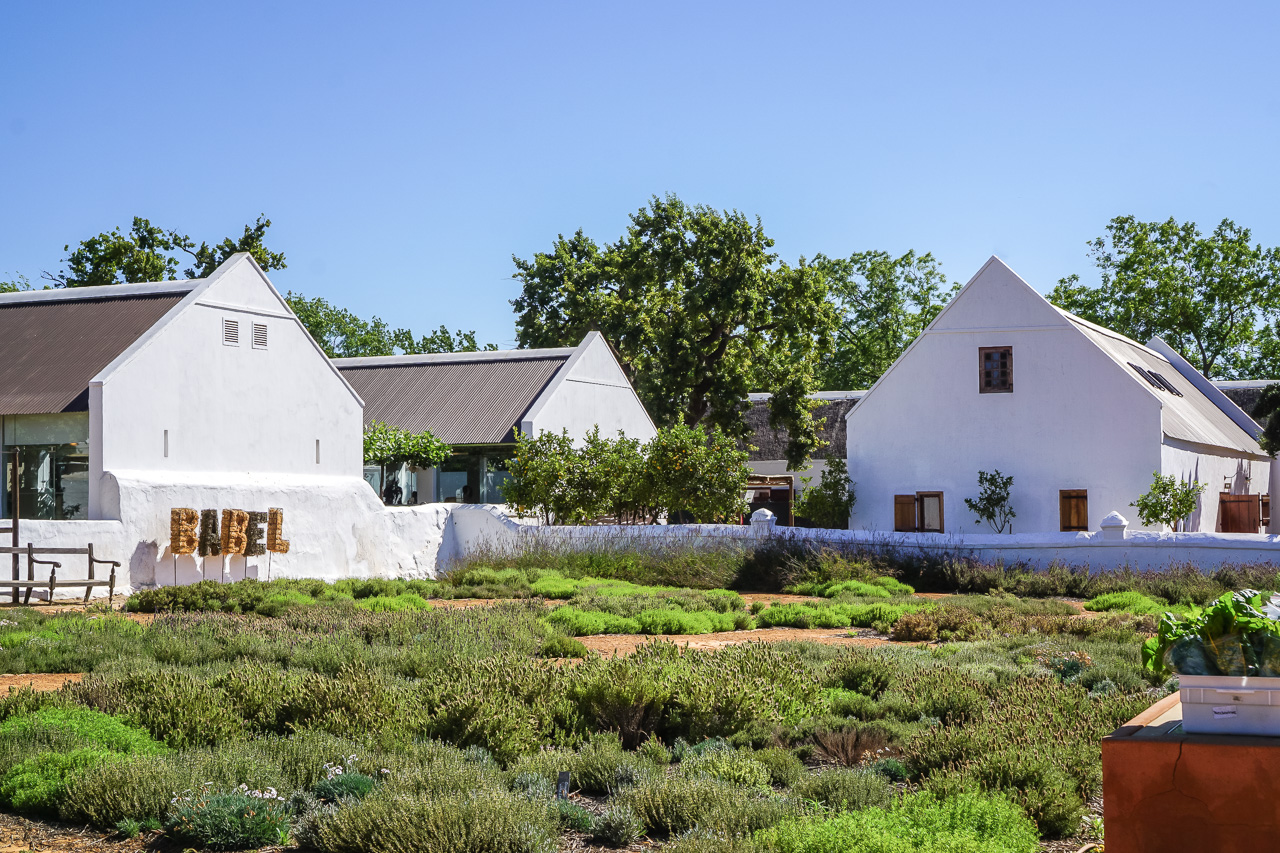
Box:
1219 493 1261 533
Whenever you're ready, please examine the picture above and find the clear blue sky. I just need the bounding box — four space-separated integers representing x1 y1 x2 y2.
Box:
3 1 1278 349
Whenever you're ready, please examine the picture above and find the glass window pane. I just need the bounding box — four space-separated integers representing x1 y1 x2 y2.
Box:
921 495 941 531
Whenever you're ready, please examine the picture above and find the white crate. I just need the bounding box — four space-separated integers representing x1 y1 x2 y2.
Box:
1180 675 1280 736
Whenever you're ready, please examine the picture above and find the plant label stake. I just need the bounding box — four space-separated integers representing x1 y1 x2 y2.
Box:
556 771 570 799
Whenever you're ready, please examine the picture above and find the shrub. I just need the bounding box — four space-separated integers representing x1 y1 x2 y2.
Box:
313 771 376 802
544 606 641 636
71 668 244 748
591 804 644 848
303 786 559 853
871 758 908 782
353 593 432 613
811 724 897 767
758 790 1040 853
0 706 165 755
640 738 673 766
167 788 290 851
619 775 799 836
1084 591 1169 615
679 749 771 788
794 459 856 530
538 634 589 658
574 736 655 795
749 747 804 788
791 768 894 812
0 748 117 817
553 798 594 831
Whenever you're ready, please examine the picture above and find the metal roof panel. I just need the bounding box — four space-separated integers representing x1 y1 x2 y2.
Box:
0 292 187 415
338 354 570 445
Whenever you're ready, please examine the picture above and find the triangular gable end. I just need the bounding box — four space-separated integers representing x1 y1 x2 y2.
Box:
846 256 1068 422
92 254 364 408
520 331 657 436
928 256 1072 333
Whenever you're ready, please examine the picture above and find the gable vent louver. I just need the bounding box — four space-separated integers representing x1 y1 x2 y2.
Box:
223 318 240 346
252 323 268 350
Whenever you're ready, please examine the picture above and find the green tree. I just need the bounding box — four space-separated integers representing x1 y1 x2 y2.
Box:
964 470 1016 534
1249 382 1280 456
512 194 837 468
286 292 496 359
43 215 287 287
0 274 32 294
646 423 750 523
794 457 856 529
816 250 956 390
1049 216 1280 379
363 421 451 503
1131 472 1205 531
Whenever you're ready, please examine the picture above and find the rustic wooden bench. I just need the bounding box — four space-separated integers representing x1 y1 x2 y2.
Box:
0 544 118 605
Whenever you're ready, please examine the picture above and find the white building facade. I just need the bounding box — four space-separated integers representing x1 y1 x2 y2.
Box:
845 257 1271 536
2 255 449 590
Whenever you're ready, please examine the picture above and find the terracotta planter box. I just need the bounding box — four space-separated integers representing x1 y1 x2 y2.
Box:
1103 692 1280 853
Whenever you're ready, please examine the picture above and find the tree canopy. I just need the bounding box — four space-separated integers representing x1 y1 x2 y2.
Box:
512 194 837 468
1049 216 1280 379
816 250 956 391
286 292 497 359
43 215 287 287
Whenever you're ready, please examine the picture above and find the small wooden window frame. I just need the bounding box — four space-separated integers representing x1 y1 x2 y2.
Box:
979 346 1013 393
1059 489 1088 532
916 491 944 533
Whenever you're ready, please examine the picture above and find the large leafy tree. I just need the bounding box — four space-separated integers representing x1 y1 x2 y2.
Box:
286 292 496 358
43 215 287 287
512 194 837 468
816 250 956 390
1049 216 1280 379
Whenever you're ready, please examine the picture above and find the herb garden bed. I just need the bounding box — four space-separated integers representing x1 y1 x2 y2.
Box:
0 545 1272 853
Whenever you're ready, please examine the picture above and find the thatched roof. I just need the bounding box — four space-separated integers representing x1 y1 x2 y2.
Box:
741 392 862 461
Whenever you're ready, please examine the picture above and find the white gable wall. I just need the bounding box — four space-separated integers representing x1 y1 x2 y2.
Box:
522 332 657 443
89 257 363 518
848 258 1170 534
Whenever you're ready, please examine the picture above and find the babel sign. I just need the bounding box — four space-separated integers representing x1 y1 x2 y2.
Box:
170 508 290 557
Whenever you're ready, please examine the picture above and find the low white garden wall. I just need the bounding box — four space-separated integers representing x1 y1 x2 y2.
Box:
15 496 1280 601
438 507 1280 574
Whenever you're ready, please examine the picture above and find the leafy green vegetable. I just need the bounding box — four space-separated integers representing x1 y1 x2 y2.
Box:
1142 590 1280 677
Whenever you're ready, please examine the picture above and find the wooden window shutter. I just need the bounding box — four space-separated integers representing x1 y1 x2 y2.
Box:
1059 490 1088 532
894 495 917 532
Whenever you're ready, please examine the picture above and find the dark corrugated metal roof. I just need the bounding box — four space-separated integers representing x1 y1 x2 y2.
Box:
0 292 186 415
338 355 570 445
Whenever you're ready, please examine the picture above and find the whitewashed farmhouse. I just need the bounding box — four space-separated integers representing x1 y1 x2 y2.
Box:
0 254 424 588
335 332 656 505
846 257 1271 535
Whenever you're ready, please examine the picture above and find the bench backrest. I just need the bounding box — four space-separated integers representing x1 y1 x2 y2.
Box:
0 546 91 556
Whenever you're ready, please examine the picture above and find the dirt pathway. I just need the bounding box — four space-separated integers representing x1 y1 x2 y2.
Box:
0 673 82 692
578 627 898 656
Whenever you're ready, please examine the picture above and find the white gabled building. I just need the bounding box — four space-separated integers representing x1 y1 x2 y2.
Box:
846 257 1271 536
335 332 657 505
0 254 445 590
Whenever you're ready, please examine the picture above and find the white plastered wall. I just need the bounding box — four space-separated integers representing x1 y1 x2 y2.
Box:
847 258 1166 534
522 332 657 443
89 255 363 522
1160 441 1270 532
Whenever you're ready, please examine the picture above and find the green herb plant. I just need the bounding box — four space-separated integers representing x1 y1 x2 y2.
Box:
1142 590 1280 677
